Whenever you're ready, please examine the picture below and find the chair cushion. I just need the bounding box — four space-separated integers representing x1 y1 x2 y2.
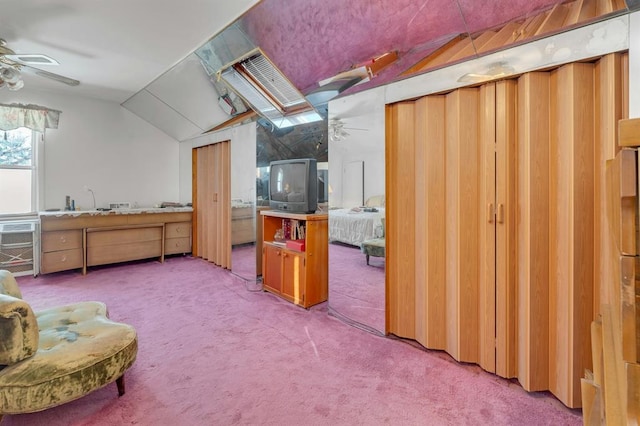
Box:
0 270 23 299
0 301 138 414
0 294 39 365
361 238 386 258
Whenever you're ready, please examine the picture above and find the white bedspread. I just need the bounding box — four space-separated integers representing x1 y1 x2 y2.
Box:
329 208 385 247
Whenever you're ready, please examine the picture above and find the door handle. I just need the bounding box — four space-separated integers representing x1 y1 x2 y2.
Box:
497 203 504 224
487 203 494 223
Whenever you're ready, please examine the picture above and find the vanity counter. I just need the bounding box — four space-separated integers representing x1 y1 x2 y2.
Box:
39 208 192 274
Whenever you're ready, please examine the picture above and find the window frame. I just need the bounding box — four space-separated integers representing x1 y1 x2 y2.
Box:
0 128 43 218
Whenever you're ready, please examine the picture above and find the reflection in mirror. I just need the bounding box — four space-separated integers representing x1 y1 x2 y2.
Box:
328 88 386 334
230 127 258 282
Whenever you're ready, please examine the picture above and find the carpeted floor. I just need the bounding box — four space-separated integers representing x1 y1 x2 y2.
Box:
7 256 582 425
328 242 385 333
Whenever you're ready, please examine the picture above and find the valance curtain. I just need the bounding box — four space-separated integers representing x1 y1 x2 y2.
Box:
0 103 61 132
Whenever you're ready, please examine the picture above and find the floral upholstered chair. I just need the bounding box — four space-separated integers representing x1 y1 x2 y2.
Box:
0 270 137 422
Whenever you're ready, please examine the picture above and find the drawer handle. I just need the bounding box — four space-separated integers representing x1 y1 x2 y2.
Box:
61 255 67 262
60 236 67 243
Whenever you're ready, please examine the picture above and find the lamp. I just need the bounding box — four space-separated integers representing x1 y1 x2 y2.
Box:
84 186 96 209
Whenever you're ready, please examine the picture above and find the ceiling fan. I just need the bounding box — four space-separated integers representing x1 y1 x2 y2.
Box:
328 117 368 142
0 38 80 91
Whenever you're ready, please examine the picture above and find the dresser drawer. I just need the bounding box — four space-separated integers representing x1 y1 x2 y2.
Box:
87 226 162 247
165 222 191 238
41 248 83 274
165 237 191 255
42 230 83 252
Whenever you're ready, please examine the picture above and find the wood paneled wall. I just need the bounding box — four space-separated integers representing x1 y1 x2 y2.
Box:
192 142 231 269
385 52 628 409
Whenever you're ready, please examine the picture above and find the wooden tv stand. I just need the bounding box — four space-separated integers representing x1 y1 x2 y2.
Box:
261 210 328 308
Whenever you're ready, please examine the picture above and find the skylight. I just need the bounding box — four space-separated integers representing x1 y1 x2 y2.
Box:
219 48 320 129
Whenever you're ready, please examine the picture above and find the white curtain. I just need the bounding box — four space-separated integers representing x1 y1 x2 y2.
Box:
0 103 61 132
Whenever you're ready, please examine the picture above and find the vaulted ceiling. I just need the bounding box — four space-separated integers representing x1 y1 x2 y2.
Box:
2 0 634 144
240 0 572 96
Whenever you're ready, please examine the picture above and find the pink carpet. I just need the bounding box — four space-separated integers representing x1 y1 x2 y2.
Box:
6 256 582 425
328 242 385 333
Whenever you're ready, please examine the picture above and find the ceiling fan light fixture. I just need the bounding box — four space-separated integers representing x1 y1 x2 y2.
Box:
7 79 24 91
0 66 21 84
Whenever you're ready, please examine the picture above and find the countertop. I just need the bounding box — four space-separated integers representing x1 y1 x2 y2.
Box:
38 207 193 217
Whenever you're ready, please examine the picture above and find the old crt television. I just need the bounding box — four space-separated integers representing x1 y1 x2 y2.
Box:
269 158 318 213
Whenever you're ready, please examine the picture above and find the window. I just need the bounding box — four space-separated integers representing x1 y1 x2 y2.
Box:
0 128 38 215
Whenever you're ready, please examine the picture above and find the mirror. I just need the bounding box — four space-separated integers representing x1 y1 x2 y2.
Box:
230 126 258 282
327 88 386 334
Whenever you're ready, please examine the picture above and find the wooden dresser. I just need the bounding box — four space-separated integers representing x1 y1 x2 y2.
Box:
40 208 192 274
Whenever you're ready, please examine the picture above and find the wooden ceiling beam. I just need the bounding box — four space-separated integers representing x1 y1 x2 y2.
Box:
205 110 257 133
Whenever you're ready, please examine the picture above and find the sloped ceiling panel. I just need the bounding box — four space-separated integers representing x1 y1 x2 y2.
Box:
123 54 230 141
122 89 203 141
240 0 570 95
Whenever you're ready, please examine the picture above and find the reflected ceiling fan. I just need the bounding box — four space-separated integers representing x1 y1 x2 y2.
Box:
328 117 368 142
0 38 80 91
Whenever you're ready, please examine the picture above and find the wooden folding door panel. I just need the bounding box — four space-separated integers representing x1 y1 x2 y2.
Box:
192 142 231 269
517 72 551 392
385 102 417 338
478 80 517 376
414 96 446 350
445 88 481 363
494 80 518 378
478 83 497 373
549 62 596 408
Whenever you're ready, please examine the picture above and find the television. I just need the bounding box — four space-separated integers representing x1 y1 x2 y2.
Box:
269 158 318 213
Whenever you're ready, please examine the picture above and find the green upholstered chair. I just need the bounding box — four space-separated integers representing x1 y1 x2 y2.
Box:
0 270 137 422
361 218 385 265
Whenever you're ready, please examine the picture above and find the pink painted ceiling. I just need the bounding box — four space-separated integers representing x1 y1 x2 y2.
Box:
240 0 572 95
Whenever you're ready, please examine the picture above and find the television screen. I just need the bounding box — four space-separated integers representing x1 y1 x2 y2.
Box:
269 159 317 213
270 162 307 202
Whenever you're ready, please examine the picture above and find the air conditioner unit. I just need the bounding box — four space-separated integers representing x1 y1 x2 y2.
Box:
0 220 39 277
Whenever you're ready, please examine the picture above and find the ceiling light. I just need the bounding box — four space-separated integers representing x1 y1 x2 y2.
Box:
1 67 20 84
7 79 24 91
0 66 23 91
458 62 516 83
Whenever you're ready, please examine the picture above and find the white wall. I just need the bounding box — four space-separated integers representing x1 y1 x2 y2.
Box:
1 88 180 210
179 122 256 204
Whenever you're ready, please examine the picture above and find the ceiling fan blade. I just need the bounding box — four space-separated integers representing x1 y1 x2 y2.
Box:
21 64 80 86
4 53 59 66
